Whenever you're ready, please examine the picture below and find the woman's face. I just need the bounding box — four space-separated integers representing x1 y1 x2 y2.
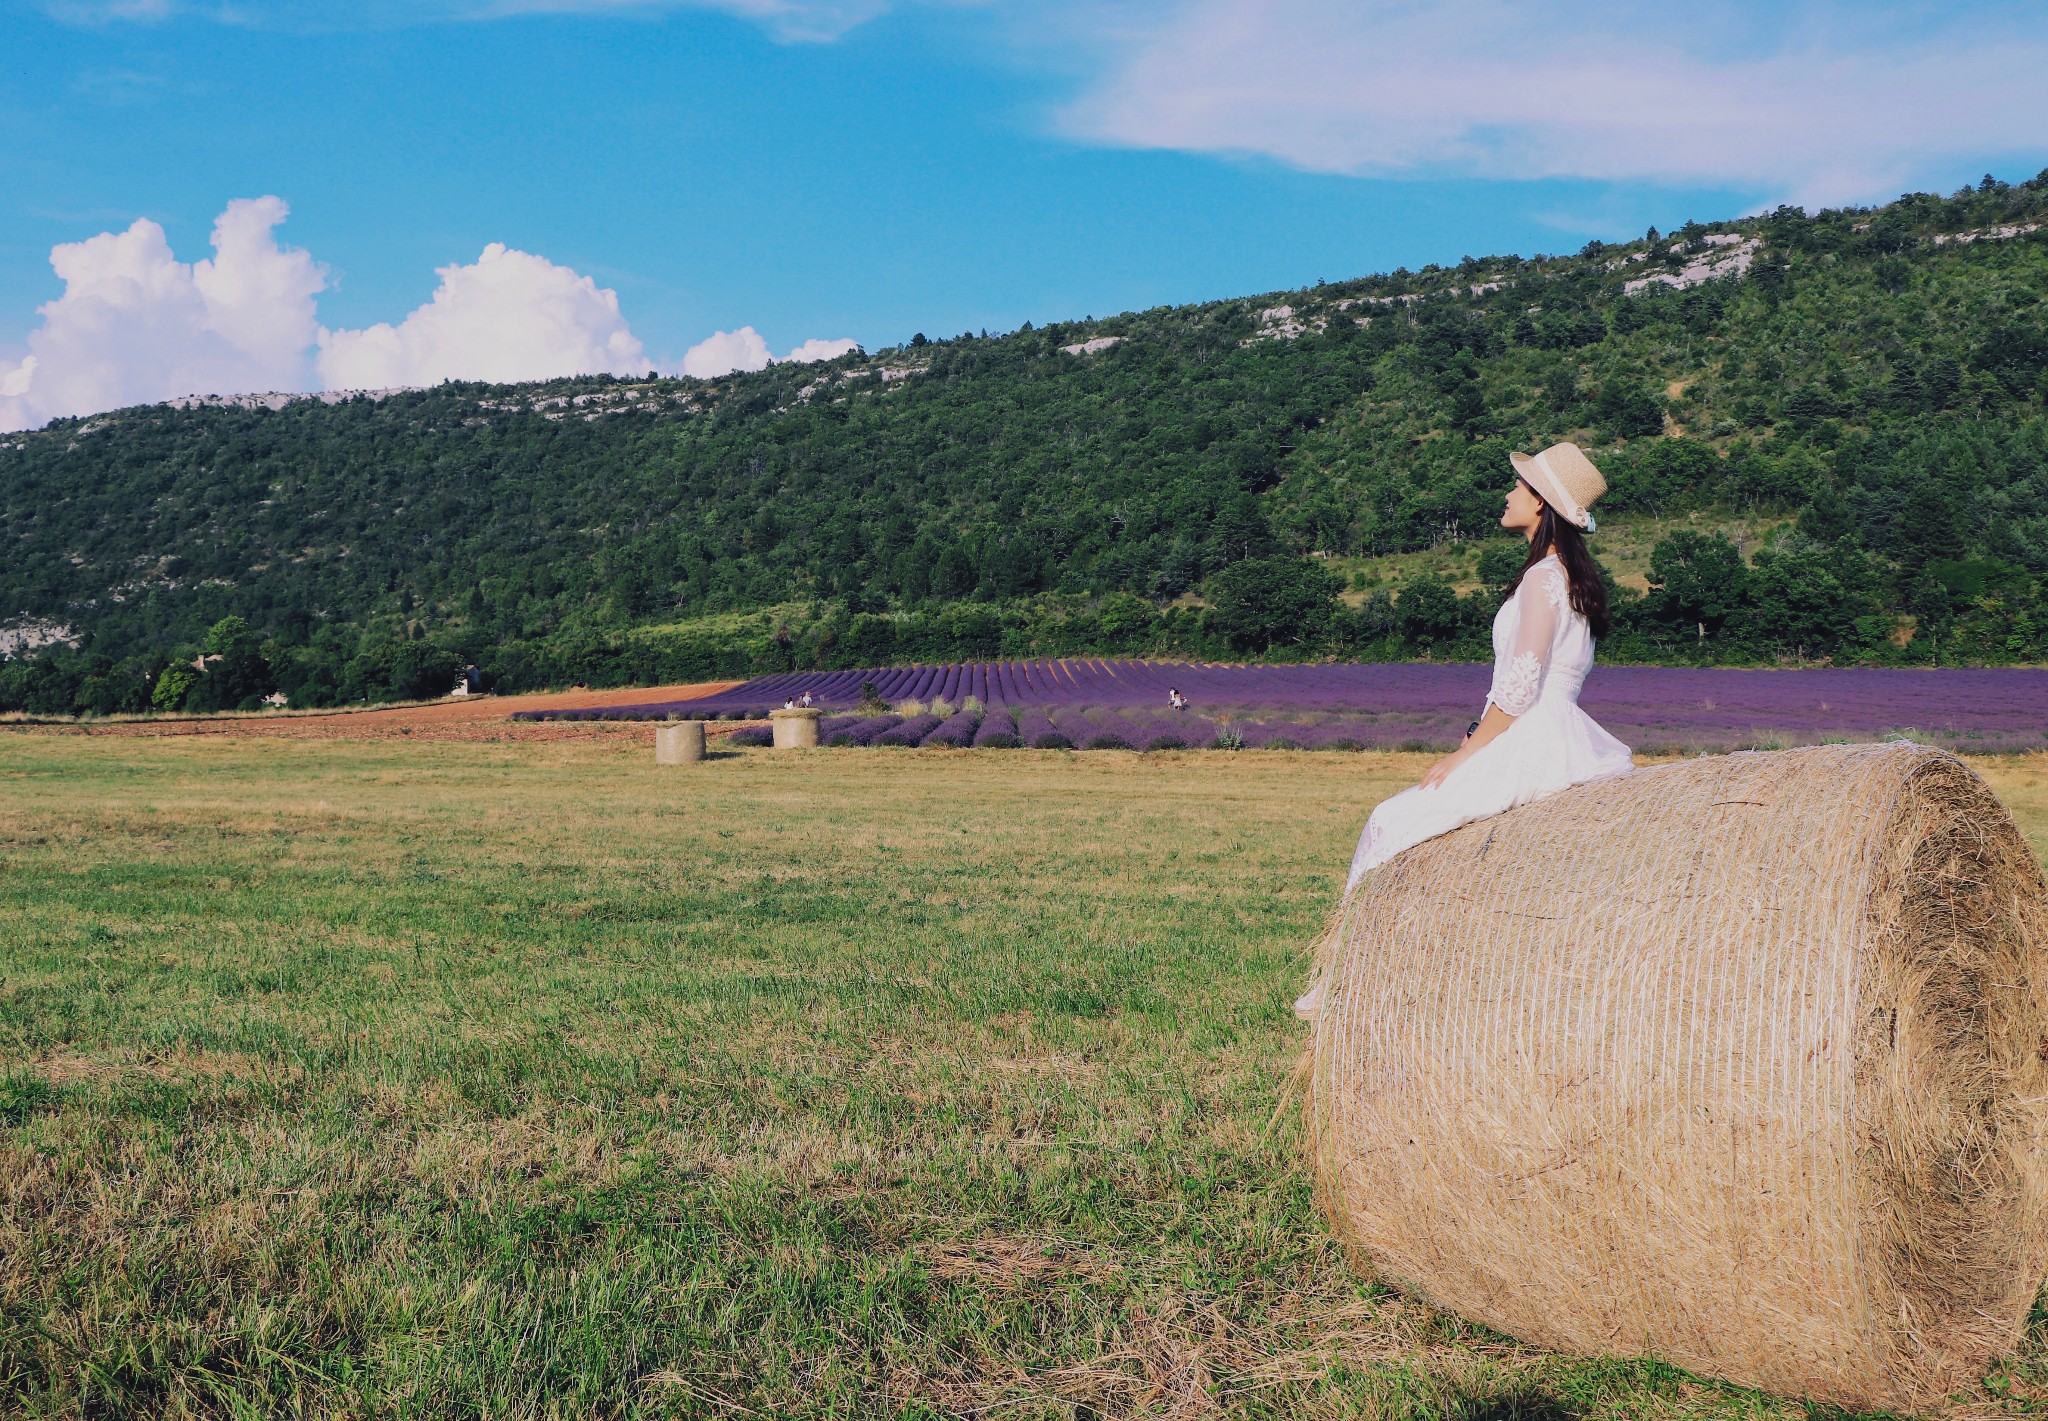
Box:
1501 478 1546 536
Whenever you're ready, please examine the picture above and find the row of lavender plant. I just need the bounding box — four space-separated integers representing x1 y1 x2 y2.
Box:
523 659 1486 722
729 702 2040 755
724 710 1463 752
971 709 1021 747
541 661 2048 753
798 706 1455 752
922 707 983 747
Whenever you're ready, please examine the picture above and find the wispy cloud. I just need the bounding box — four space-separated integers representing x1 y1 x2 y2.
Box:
40 0 908 42
1053 0 2048 206
37 0 2048 207
68 64 180 104
475 0 899 43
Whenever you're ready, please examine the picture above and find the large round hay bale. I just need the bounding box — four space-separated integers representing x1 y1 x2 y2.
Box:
1307 743 2048 1411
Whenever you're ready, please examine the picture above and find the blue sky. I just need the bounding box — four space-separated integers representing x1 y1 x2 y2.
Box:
4 0 2047 428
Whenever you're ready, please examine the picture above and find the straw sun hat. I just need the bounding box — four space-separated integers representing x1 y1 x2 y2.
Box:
1509 441 1607 532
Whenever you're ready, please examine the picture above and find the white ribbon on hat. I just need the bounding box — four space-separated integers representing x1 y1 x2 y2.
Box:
1528 446 1595 532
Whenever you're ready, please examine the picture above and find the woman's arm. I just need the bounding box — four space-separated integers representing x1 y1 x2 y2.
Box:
1417 563 1563 790
1419 702 1515 788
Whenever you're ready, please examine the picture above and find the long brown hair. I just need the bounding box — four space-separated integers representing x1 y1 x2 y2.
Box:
1505 491 1610 638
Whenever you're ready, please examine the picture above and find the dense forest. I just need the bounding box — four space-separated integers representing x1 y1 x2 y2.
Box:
2 172 2046 714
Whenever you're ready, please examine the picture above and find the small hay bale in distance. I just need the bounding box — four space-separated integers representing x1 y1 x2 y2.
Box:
768 707 822 748
653 721 705 763
1307 742 2048 1411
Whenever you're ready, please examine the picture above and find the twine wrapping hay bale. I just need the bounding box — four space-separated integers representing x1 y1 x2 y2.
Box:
1307 743 2048 1411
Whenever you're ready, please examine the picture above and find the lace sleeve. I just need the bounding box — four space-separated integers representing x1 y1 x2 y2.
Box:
1487 563 1565 716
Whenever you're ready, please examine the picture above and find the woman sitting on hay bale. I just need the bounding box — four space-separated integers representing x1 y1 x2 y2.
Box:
1295 441 1633 1019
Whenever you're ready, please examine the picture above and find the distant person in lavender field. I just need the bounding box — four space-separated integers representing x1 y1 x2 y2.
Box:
1169 688 1187 710
799 691 814 707
1294 442 1635 1020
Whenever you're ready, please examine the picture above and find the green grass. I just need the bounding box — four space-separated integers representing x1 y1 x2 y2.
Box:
3 736 2046 1419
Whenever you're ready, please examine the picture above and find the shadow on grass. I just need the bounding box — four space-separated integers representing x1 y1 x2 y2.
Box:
1455 1390 1578 1421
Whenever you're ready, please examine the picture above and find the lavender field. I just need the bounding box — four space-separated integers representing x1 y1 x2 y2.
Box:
515 660 2048 755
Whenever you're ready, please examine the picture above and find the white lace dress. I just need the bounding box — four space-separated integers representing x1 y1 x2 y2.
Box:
1345 554 1634 891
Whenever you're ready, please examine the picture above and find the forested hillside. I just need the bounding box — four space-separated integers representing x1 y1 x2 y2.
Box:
3 172 2046 714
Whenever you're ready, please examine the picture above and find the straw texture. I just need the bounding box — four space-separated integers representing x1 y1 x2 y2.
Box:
1306 743 2048 1411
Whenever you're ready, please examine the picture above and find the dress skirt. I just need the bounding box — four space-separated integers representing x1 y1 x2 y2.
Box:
1347 686 1633 891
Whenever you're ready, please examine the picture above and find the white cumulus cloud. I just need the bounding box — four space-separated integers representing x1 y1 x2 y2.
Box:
1057 0 2048 206
2 197 862 430
0 196 324 431
678 328 858 378
680 326 774 379
316 242 647 389
782 336 861 364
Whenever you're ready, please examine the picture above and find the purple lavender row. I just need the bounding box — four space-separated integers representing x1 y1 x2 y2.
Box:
1048 707 1098 747
922 708 983 747
527 663 2048 749
598 659 1472 719
731 704 2034 754
828 714 901 746
971 709 1021 747
538 669 2048 755
875 713 944 747
1017 709 1068 749
570 702 2037 755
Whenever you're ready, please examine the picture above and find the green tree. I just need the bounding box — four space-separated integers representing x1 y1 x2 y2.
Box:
1646 531 1749 643
188 615 275 711
1396 573 1467 649
1596 383 1664 440
931 546 976 598
152 662 198 712
1608 439 1721 514
1475 541 1529 599
202 616 257 658
1094 592 1157 649
390 642 465 701
1745 544 1865 660
1201 557 1340 653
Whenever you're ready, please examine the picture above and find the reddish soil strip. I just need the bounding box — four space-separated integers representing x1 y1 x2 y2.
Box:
7 682 746 743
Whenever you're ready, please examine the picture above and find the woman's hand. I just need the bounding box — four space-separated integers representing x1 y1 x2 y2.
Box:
1423 704 1515 789
1420 746 1470 790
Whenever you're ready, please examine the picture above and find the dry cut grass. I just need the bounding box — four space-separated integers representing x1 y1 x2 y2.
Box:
2 736 2045 1419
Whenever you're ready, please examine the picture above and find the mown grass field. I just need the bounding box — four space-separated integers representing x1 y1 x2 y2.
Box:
4 736 2047 1420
